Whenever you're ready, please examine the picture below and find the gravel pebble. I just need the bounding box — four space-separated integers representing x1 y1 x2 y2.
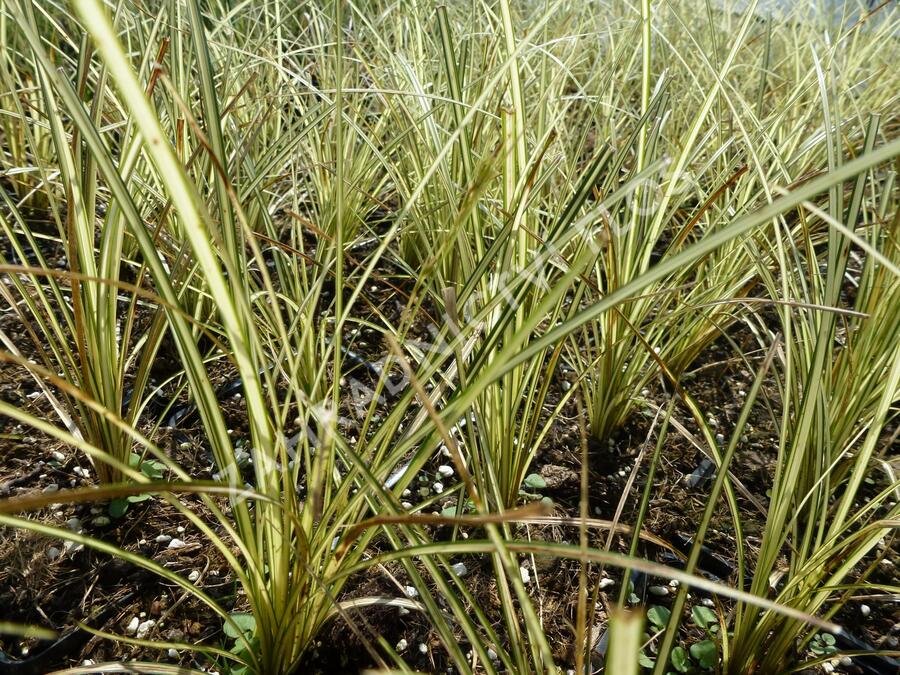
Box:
451 562 468 577
63 540 83 554
136 619 155 639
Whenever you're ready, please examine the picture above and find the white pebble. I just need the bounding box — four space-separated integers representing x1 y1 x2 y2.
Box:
822 663 834 673
155 534 172 543
860 604 871 618
42 483 59 494
52 451 65 462
418 643 428 654
125 617 140 635
404 585 418 598
669 579 680 588
167 649 178 658
648 585 670 597
702 598 715 607
598 578 615 590
487 648 498 661
451 562 468 577
188 570 200 582
433 482 444 494
46 547 61 560
66 517 82 531
167 538 186 549
437 465 454 477
396 638 408 651
63 540 83 554
136 619 155 639
520 566 531 583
